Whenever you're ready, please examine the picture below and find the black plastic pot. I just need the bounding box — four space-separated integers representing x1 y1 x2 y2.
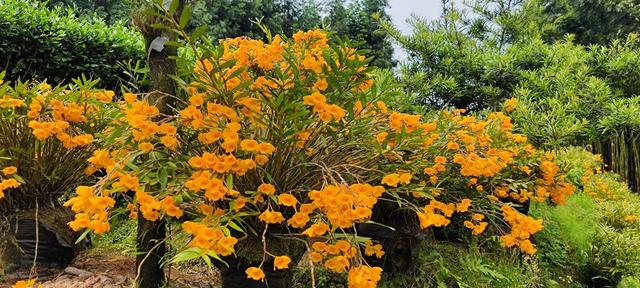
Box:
431 213 473 244
1 207 84 274
361 202 426 274
219 258 293 288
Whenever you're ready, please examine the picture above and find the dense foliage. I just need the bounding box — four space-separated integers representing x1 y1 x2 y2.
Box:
541 0 640 45
0 9 576 286
0 0 144 89
47 0 396 69
3 0 640 288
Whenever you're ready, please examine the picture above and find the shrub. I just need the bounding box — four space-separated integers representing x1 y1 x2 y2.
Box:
376 241 544 288
5 5 578 287
0 76 116 213
531 193 598 284
617 276 640 288
539 147 640 287
0 0 144 90
587 226 640 286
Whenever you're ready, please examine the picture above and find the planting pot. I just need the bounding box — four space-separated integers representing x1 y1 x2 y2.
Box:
216 225 305 288
0 206 86 275
431 213 473 244
219 257 294 288
363 202 426 274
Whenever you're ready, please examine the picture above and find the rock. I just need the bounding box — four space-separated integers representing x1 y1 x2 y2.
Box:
63 267 92 279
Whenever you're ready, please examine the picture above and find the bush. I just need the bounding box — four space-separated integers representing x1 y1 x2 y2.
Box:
376 241 544 288
0 0 144 89
531 193 598 285
587 226 640 286
617 276 640 288
536 147 640 287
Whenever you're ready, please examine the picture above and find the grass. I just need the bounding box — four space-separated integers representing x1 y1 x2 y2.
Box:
89 217 137 257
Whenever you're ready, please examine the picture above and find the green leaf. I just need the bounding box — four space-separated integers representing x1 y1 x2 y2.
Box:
75 230 90 245
179 5 192 28
228 221 244 233
169 0 180 14
225 174 233 190
159 167 168 190
171 247 203 264
191 25 208 41
12 174 25 184
201 254 212 267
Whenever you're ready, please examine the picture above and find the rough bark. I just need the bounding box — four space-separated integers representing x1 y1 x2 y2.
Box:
133 2 184 287
136 217 167 288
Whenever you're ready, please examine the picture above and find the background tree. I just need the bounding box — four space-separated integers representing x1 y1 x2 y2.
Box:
46 0 136 24
541 0 640 45
188 0 322 39
327 0 395 68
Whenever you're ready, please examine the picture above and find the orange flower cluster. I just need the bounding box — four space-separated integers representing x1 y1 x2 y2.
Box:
21 87 112 148
388 112 430 133
185 170 235 201
0 95 24 108
124 97 180 150
463 213 488 235
187 152 260 177
499 205 544 254
182 221 238 256
364 241 385 258
308 184 385 228
136 191 183 221
0 166 20 199
538 160 575 205
348 265 383 288
303 91 346 122
310 240 358 273
64 186 114 234
416 200 455 229
370 103 576 255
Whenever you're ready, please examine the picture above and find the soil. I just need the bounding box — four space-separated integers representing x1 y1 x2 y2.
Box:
1 250 220 288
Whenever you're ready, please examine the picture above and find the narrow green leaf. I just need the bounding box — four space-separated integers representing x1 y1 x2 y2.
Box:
75 230 90 244
169 0 180 14
192 25 208 41
225 174 233 190
171 247 203 263
159 167 168 190
12 174 25 184
228 221 244 233
179 5 192 28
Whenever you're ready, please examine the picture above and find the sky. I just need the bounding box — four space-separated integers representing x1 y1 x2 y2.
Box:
386 0 444 60
387 0 443 34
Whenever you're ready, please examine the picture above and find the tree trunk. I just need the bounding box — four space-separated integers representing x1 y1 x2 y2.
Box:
133 1 184 287
136 217 167 288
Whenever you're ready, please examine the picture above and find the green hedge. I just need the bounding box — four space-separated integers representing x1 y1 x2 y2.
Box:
0 0 144 89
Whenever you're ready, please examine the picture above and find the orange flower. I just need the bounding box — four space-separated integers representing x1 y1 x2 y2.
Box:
2 166 17 176
273 255 291 270
278 193 297 207
314 78 329 91
257 183 276 195
245 267 265 281
381 173 400 187
259 209 285 224
138 142 154 153
375 132 388 144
